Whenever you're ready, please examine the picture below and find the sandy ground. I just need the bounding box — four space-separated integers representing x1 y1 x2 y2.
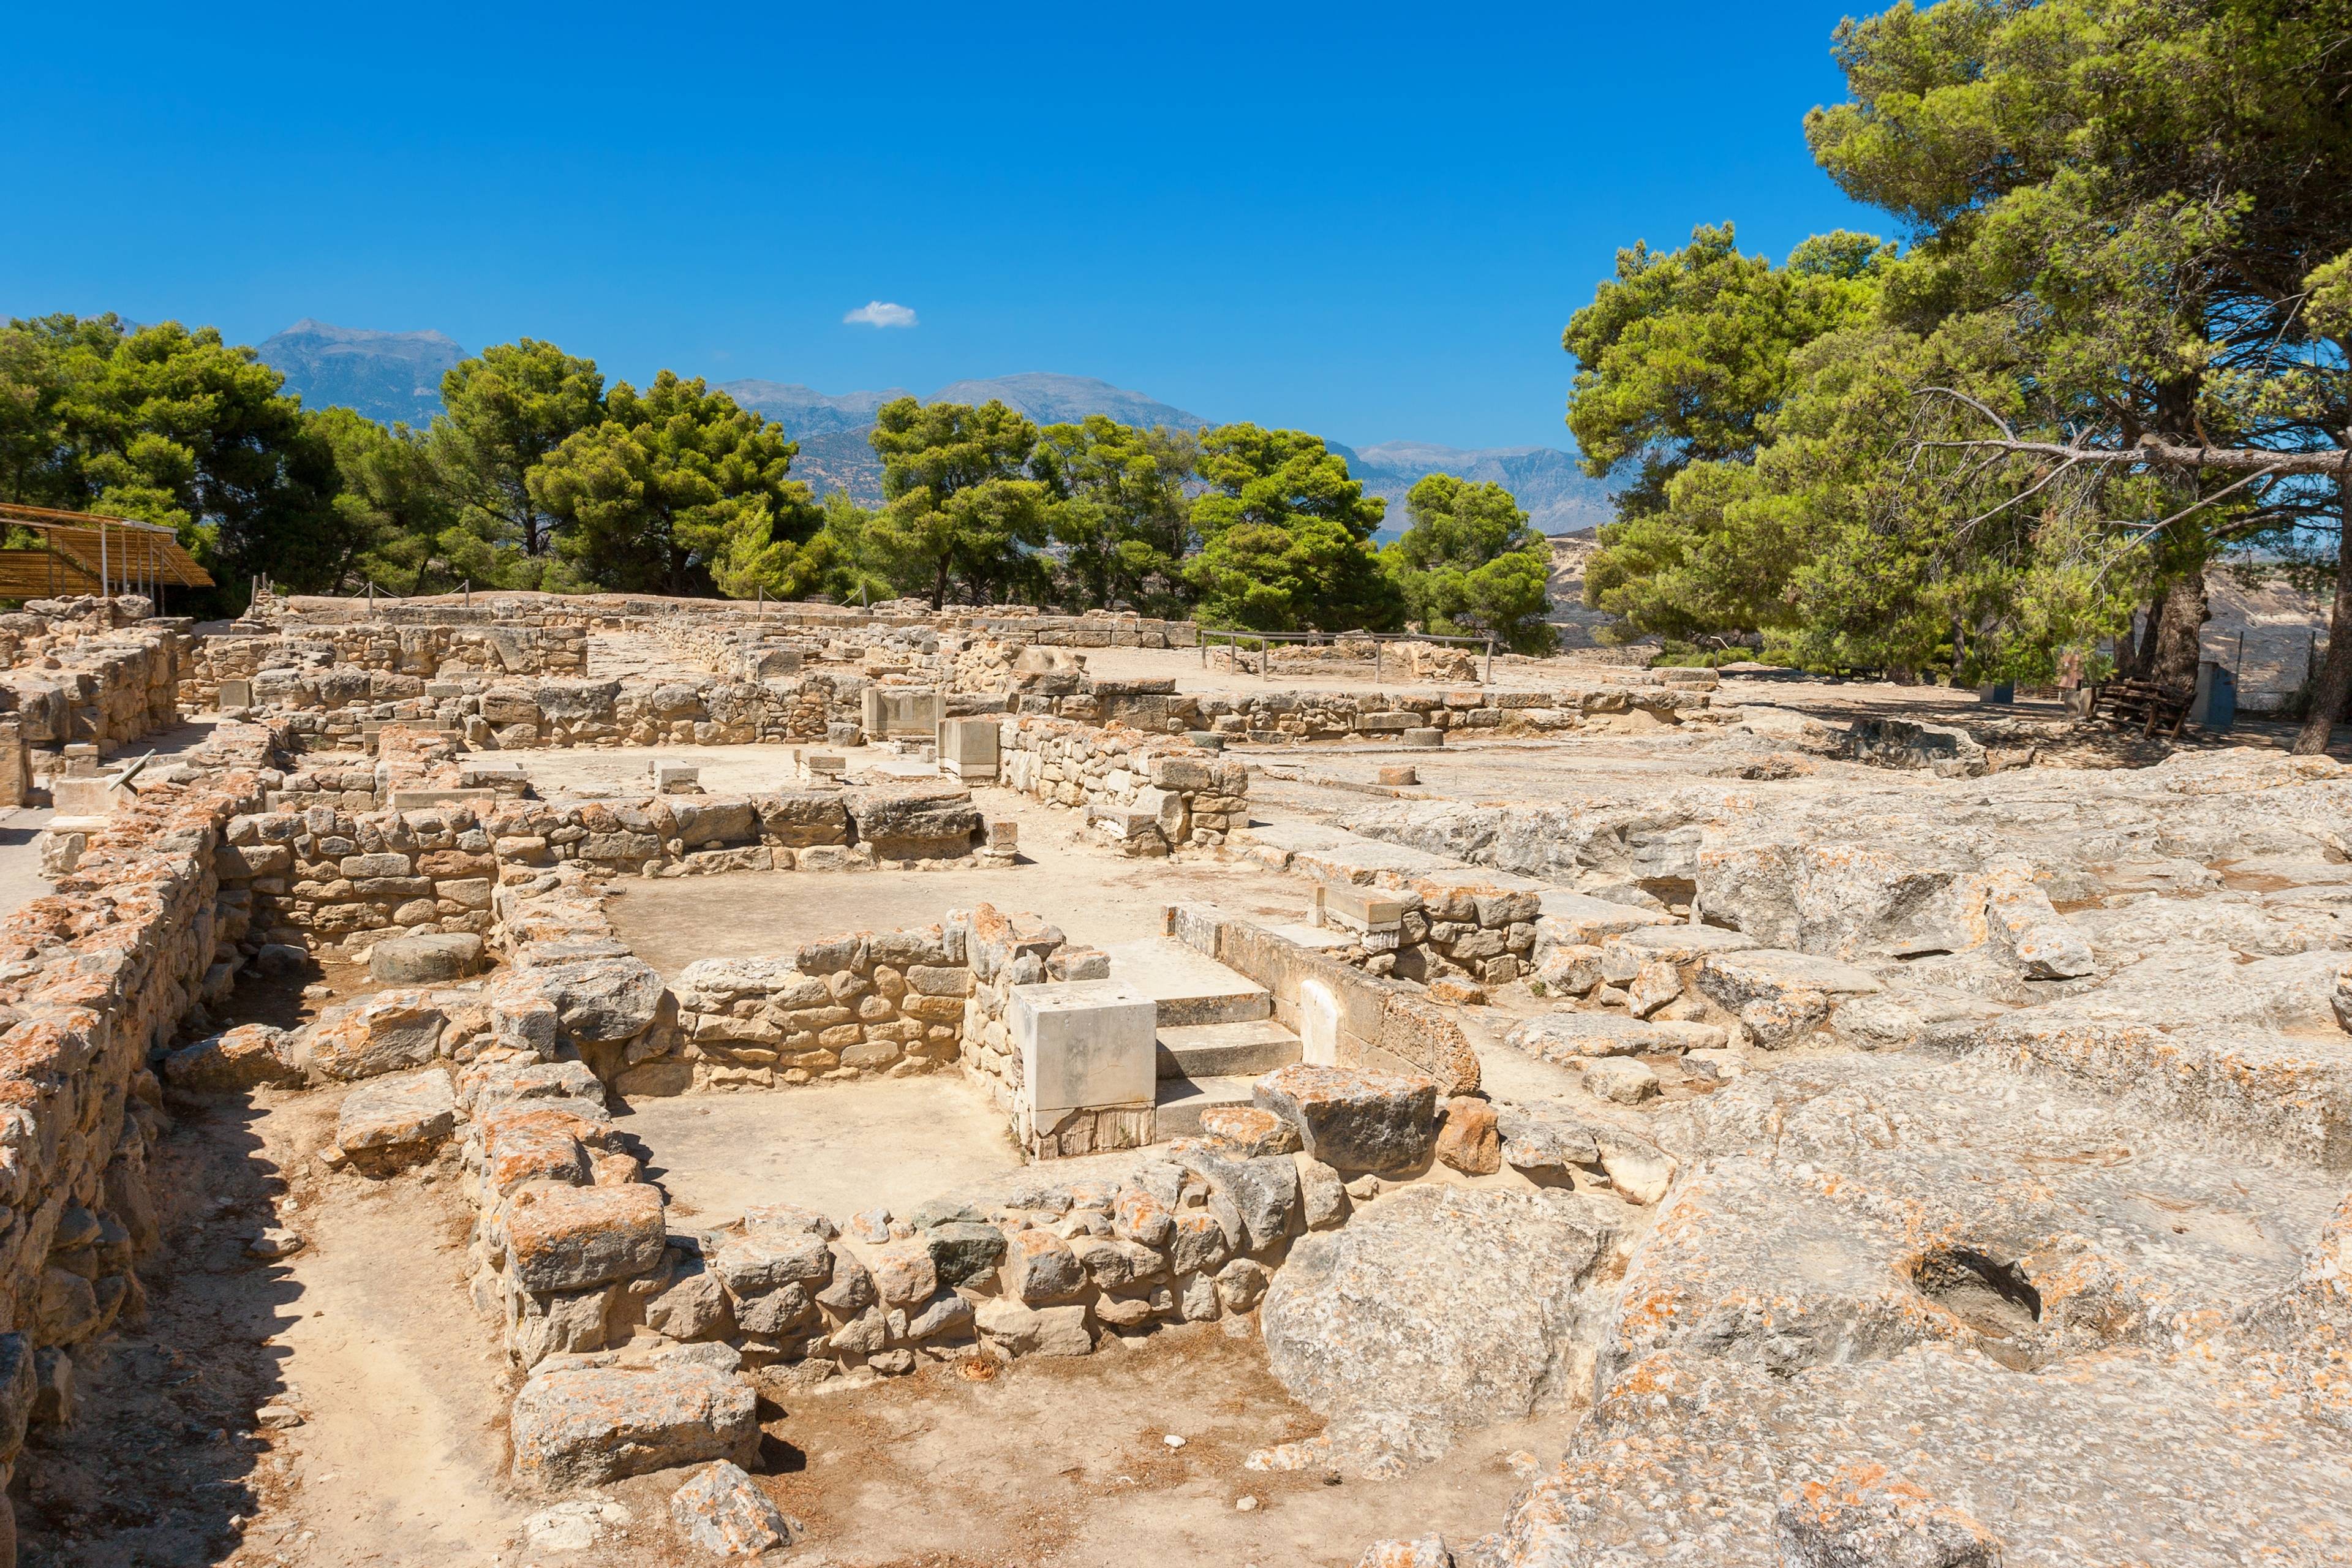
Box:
596 785 1311 976
626 1077 1142 1227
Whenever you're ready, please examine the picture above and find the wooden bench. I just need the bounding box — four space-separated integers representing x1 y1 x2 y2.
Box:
2086 677 2193 737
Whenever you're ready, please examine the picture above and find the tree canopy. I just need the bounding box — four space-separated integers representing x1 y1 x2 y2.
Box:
1382 473 1556 652
1569 0 2352 747
1186 424 1400 631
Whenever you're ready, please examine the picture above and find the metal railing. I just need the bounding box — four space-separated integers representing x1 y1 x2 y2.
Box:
1199 628 1496 685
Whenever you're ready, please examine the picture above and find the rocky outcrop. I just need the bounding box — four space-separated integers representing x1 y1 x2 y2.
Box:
1261 1185 1621 1471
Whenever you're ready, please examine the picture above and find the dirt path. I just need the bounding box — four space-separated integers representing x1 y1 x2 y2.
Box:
16 1081 526 1568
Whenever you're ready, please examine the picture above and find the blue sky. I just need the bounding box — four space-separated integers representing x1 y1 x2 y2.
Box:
2 2 1881 452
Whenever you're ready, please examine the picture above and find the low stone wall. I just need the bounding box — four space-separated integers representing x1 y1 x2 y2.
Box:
1095 675 1717 743
997 715 1246 855
218 802 500 950
252 590 1199 648
0 601 189 755
486 783 983 876
665 925 974 1092
184 620 589 707
0 720 282 1534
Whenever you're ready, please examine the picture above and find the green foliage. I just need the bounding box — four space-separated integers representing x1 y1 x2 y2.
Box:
0 313 349 602
1381 473 1555 652
1030 416 1197 614
1186 424 1397 630
428 340 606 589
531 372 817 597
1566 224 1889 519
308 407 456 594
1569 0 2352 694
867 398 1052 608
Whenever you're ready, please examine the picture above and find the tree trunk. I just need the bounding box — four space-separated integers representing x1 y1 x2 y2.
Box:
2149 569 2209 691
2120 589 2165 678
931 558 948 612
2293 493 2352 755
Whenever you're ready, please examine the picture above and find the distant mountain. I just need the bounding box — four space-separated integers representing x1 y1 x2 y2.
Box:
923 373 1207 432
257 320 464 428
714 381 908 437
257 333 1613 533
1336 440 1612 540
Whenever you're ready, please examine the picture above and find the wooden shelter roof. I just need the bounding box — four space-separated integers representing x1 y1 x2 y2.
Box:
0 503 214 590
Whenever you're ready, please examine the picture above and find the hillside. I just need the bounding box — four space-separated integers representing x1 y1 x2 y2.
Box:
255 320 464 428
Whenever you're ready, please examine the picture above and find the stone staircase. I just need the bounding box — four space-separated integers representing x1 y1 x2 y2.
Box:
1099 937 1301 1139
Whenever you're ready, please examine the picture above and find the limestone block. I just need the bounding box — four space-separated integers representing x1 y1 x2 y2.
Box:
509 1365 758 1492
1011 979 1156 1115
164 1023 303 1093
861 686 943 737
937 717 1000 780
503 1184 668 1292
1252 1064 1438 1175
369 931 486 984
333 1068 458 1170
300 992 447 1082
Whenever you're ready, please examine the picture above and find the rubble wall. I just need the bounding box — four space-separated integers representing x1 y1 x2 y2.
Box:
0 721 282 1520
0 601 189 753
997 715 1246 855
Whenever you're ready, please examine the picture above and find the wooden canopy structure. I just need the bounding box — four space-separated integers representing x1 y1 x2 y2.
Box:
0 503 213 605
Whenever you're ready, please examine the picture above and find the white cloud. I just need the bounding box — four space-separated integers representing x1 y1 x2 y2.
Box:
843 300 918 328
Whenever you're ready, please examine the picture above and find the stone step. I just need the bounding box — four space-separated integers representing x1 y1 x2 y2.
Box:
1102 938 1270 1026
1152 1073 1261 1139
1155 1019 1301 1080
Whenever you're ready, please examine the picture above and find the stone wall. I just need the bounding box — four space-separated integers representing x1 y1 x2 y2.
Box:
997 715 1247 855
0 720 283 1532
251 589 1198 648
664 925 974 1092
217 802 500 951
0 601 189 756
184 621 589 707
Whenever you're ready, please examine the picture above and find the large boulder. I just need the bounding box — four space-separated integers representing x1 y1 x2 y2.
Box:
333 1068 458 1172
369 932 486 986
1259 1185 1618 1469
532 957 666 1046
509 1365 758 1492
163 1023 303 1092
846 783 981 860
1253 1065 1438 1175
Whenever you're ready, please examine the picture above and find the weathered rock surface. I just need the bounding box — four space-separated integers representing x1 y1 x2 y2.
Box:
510 1365 759 1491
163 1023 302 1091
1253 1064 1438 1175
368 930 486 984
669 1460 796 1558
333 1069 457 1171
1260 1185 1618 1469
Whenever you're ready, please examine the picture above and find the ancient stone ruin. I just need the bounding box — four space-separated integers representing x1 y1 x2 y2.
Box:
0 587 2345 1566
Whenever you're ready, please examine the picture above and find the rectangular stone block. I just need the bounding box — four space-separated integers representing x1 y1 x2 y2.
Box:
1011 979 1156 1116
1320 881 1411 933
937 717 999 781
650 759 699 793
216 679 252 709
862 686 943 737
48 775 121 816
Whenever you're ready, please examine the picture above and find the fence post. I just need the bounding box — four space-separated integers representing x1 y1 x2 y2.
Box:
464 578 472 609
1485 636 1494 686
